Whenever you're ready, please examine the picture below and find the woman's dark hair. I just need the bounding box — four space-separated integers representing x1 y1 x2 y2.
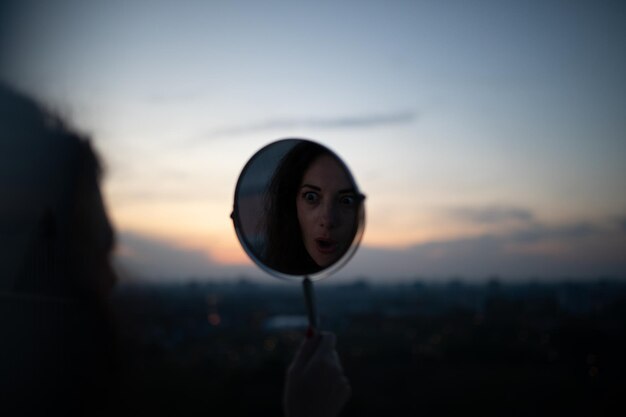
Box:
263 141 334 275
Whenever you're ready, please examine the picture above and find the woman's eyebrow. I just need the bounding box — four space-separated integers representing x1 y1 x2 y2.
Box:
300 184 321 191
338 188 357 194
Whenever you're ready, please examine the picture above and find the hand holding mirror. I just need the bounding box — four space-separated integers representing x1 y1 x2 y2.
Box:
232 138 365 329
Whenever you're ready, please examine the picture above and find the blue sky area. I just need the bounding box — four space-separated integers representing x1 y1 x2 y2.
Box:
1 0 625 283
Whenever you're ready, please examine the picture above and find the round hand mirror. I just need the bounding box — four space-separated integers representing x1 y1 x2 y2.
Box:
231 138 365 328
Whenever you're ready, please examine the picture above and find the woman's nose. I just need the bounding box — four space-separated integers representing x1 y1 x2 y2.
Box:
319 201 338 229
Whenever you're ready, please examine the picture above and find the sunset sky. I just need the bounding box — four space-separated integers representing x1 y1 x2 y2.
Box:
2 0 625 283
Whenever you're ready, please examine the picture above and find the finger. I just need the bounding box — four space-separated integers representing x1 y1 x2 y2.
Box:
288 332 323 373
305 332 344 375
309 332 337 367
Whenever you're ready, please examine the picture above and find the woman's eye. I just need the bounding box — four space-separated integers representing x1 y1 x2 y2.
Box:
340 195 356 206
303 191 319 203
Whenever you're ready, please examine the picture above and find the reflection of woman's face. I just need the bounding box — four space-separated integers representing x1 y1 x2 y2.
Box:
296 154 358 268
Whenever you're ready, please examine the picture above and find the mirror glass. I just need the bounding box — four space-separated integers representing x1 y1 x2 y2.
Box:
232 138 365 281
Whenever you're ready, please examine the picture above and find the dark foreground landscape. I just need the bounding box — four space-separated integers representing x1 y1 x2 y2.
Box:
110 279 626 416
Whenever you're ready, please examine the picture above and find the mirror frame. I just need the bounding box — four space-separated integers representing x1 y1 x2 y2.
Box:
232 138 365 281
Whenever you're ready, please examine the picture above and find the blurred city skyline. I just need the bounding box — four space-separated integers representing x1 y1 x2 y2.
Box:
1 0 625 283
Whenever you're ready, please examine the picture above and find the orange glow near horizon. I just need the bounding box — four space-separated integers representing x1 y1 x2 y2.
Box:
112 223 254 266
210 245 252 265
107 194 529 265
110 217 497 266
107 184 605 267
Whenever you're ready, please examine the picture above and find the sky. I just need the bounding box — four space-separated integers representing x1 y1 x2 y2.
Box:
1 0 625 284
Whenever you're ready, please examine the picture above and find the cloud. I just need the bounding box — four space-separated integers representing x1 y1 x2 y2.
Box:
199 111 416 140
113 230 259 283
510 222 601 243
146 89 206 103
444 205 608 244
446 205 534 224
337 219 626 281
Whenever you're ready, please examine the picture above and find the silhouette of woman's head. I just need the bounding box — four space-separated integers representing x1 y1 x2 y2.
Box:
0 83 116 299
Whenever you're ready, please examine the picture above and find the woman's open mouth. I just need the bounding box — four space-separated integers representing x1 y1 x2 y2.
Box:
315 238 338 254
